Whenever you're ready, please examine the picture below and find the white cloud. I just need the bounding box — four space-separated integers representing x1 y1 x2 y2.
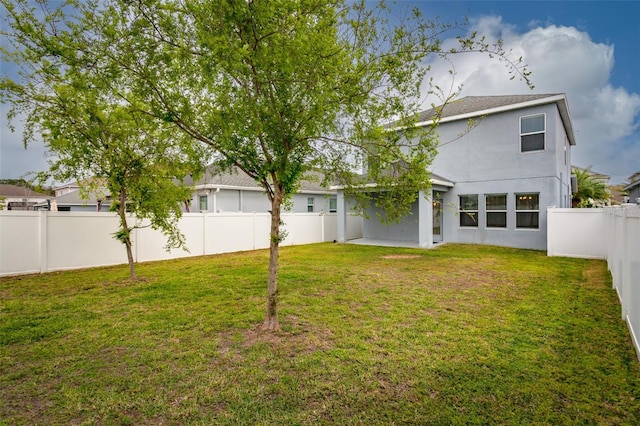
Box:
423 16 640 182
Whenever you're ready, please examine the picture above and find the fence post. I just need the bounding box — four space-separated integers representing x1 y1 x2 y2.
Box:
202 211 207 255
39 211 48 273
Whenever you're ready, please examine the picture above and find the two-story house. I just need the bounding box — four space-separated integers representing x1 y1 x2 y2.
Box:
335 94 576 250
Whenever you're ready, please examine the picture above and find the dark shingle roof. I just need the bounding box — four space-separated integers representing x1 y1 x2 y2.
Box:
189 166 331 193
417 94 561 122
0 184 49 198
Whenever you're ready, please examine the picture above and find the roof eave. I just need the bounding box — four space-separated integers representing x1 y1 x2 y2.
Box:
330 177 454 191
397 94 577 146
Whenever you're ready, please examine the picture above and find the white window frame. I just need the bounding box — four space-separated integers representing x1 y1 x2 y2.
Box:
485 193 507 229
515 193 540 230
520 113 546 153
307 197 315 212
459 194 478 227
199 195 208 212
329 197 337 213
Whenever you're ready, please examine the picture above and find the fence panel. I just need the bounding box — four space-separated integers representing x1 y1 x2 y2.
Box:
608 207 640 357
548 206 640 359
0 212 42 276
134 214 205 262
46 212 126 271
546 208 606 259
0 211 360 277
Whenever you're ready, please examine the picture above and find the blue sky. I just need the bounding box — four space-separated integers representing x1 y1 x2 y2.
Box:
404 0 640 183
1 1 639 184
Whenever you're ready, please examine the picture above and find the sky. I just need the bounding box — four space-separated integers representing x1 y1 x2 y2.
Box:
407 0 640 184
1 1 639 184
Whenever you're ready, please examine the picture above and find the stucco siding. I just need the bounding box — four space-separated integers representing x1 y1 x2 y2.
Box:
431 104 560 183
343 95 576 250
362 194 420 241
361 177 555 250
440 177 556 250
629 186 640 203
241 191 270 212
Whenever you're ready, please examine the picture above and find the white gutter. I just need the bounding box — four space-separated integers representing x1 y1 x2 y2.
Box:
330 177 454 191
392 94 577 146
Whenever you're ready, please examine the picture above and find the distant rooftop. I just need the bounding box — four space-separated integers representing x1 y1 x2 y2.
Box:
187 166 332 193
0 184 49 198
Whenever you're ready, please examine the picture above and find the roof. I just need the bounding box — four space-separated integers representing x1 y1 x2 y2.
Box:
34 188 110 207
403 94 577 146
624 171 640 191
330 172 455 191
53 177 106 191
0 184 49 198
189 166 333 194
572 166 611 184
430 173 455 188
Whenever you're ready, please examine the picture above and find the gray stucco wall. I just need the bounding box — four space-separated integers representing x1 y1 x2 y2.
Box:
628 184 640 204
362 193 420 242
190 189 336 214
360 102 573 251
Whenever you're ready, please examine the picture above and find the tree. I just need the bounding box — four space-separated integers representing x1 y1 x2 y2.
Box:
1 0 206 279
572 168 610 207
2 0 530 328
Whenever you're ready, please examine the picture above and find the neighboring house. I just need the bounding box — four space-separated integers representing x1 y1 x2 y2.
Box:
35 189 112 212
184 166 337 213
34 179 111 212
335 93 576 251
625 171 640 204
0 184 49 210
571 166 611 186
570 165 612 207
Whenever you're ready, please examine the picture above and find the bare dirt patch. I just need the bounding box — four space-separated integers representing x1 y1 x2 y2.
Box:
381 255 422 259
217 317 334 359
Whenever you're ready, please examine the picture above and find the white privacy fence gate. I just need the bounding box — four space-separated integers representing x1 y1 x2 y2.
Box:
0 211 363 277
548 205 640 359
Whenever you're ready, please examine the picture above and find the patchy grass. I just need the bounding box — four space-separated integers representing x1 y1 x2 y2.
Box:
1 243 639 424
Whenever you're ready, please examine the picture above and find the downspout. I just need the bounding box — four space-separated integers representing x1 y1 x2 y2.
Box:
212 187 220 213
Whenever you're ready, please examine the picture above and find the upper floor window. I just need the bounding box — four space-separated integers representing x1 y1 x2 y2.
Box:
459 194 478 227
515 193 539 229
307 197 315 212
486 194 507 228
520 114 545 152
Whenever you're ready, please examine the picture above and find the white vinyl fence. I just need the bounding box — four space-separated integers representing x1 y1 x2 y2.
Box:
0 211 363 277
605 206 640 358
548 205 640 359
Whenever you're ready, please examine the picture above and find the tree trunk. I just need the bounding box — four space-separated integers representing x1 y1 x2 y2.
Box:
263 191 283 331
117 189 137 280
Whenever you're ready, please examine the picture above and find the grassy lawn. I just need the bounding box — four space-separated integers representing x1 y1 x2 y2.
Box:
1 243 639 425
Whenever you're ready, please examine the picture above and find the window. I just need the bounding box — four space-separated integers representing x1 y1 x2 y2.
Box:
307 197 315 212
516 193 539 229
329 197 337 213
199 195 208 211
520 114 545 152
459 194 478 227
486 194 507 228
